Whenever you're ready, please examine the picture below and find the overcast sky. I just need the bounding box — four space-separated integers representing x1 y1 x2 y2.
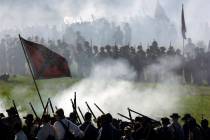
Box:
0 0 210 42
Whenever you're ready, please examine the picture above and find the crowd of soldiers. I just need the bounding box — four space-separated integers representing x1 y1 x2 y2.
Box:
0 104 210 140
1 34 210 85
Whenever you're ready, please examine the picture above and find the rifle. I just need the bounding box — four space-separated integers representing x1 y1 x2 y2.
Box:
29 102 39 119
85 101 97 120
74 92 77 110
117 113 133 121
128 108 160 124
12 100 20 117
78 106 85 121
70 99 82 124
49 98 54 114
94 103 105 115
41 98 50 119
128 108 134 125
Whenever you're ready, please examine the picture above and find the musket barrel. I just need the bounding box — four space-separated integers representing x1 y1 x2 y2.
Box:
70 99 82 124
49 98 54 114
78 106 85 121
41 98 50 119
117 113 132 121
85 101 97 120
128 108 134 124
94 103 105 115
29 102 39 119
12 100 20 117
128 108 159 123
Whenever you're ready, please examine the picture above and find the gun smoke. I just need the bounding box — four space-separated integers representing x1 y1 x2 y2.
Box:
54 56 186 119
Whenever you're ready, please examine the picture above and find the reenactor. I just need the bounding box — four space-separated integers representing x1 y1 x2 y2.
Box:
22 114 38 140
156 117 173 140
169 113 184 140
79 112 98 140
105 45 112 58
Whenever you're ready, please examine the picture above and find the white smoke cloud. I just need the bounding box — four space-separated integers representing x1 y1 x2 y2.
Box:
54 57 185 120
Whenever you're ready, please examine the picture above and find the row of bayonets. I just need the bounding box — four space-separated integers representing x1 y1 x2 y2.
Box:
11 92 160 126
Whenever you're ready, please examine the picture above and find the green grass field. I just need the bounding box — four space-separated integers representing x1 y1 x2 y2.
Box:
0 75 210 122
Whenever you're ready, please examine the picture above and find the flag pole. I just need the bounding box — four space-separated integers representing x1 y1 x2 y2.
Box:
183 38 185 56
19 34 45 109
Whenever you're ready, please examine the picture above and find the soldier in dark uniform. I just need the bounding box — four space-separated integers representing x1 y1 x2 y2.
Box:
98 47 107 61
4 107 22 140
200 119 210 140
105 45 112 58
121 126 134 140
169 113 184 140
97 113 121 140
22 114 38 140
156 117 173 140
79 112 98 140
112 45 119 59
159 46 166 57
182 114 192 140
167 46 176 56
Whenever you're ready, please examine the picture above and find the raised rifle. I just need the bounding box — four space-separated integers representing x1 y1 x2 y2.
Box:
128 108 134 125
94 103 105 115
128 108 160 124
117 113 133 121
74 92 77 110
49 98 54 114
85 101 97 120
70 99 82 124
41 98 50 119
12 100 20 117
78 106 85 121
29 102 39 119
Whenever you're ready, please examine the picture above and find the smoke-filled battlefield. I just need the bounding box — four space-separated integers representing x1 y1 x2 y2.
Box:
0 0 210 121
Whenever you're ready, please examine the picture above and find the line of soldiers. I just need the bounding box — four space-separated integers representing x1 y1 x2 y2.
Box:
1 34 210 85
0 97 210 140
74 39 210 86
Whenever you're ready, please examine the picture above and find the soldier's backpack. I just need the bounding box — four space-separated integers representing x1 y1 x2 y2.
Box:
59 120 76 140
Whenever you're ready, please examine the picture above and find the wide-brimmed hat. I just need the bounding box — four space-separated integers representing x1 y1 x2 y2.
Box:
182 114 192 120
170 113 181 119
161 117 170 125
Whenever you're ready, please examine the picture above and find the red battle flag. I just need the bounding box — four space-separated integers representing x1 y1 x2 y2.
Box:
19 35 71 79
